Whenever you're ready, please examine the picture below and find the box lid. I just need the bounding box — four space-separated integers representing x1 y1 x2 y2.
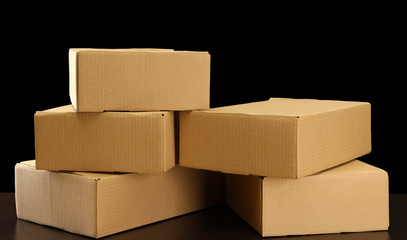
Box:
70 48 174 53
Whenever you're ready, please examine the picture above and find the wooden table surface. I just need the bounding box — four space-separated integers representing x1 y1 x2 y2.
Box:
1 193 406 240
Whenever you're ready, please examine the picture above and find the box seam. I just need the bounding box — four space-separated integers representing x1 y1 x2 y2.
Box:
162 113 166 171
196 111 303 118
260 177 264 236
94 178 99 238
143 52 146 93
295 116 300 178
307 170 388 178
298 102 371 118
75 51 80 110
14 164 21 218
201 101 370 117
33 115 40 169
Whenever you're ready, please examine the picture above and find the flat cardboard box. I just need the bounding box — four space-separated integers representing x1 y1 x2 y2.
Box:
15 160 224 238
69 48 210 112
180 97 371 178
34 105 175 173
225 160 389 237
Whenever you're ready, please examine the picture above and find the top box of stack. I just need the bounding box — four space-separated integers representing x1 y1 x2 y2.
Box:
69 48 210 112
180 98 371 178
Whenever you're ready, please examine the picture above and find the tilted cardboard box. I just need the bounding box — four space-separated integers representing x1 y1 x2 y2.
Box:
34 105 175 173
15 160 224 238
225 160 389 237
69 48 210 112
180 98 371 178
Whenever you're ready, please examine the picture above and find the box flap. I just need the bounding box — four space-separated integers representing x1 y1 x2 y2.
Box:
23 160 123 179
41 105 76 113
315 160 387 176
206 98 369 117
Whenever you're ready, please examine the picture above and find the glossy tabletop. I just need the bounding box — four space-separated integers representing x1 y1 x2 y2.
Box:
1 193 406 240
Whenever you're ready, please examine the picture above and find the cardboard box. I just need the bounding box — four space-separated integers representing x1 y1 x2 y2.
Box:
15 160 224 238
34 105 175 173
180 98 371 178
225 160 389 237
69 48 210 112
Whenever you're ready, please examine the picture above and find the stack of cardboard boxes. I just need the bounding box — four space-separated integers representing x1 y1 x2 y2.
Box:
15 48 389 238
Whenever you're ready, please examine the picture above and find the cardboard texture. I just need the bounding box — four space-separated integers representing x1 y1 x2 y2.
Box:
34 105 175 173
69 48 210 112
225 160 389 237
15 160 224 238
180 97 371 178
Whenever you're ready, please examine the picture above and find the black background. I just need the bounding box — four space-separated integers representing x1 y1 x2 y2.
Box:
2 7 404 193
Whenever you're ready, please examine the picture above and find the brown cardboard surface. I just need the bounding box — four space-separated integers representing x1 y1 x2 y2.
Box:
15 160 224 238
180 98 371 178
225 160 389 237
69 48 210 112
34 105 175 173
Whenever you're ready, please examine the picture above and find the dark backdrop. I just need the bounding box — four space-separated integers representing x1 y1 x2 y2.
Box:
2 11 404 193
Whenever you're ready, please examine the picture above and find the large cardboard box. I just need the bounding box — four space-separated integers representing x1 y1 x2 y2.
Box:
15 160 224 238
225 160 389 237
69 48 210 112
34 105 175 173
180 98 371 178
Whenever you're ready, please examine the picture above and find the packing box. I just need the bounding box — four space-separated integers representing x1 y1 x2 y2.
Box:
69 48 210 112
34 105 175 173
15 160 224 238
225 160 389 237
180 98 371 178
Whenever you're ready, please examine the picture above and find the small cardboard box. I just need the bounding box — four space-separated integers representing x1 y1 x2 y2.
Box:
180 98 371 178
69 48 210 112
15 160 224 238
225 160 389 237
34 105 175 173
